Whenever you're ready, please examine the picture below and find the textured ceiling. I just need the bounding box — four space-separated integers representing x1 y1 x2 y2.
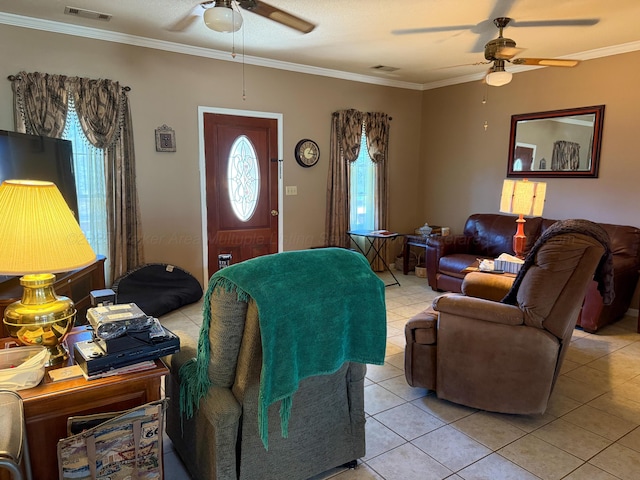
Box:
1 0 640 89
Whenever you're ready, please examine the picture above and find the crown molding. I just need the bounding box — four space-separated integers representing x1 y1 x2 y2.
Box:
0 12 423 91
420 40 640 90
2 12 639 92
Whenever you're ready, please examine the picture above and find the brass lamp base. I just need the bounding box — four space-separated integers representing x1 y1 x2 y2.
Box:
43 342 71 366
2 273 76 366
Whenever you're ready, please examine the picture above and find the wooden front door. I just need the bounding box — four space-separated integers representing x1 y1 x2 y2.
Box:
203 113 279 275
515 145 534 171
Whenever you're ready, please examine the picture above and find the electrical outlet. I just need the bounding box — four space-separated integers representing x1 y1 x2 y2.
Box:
285 186 298 196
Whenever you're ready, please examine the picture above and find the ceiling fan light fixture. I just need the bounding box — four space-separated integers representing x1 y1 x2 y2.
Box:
486 70 512 86
204 5 243 33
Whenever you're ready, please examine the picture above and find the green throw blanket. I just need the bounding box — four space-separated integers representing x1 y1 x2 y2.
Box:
179 248 387 449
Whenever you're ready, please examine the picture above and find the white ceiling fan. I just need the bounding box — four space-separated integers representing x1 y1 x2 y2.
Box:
170 0 316 34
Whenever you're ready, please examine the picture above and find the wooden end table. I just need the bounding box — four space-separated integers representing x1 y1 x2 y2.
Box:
1 327 169 480
402 229 442 275
403 235 428 275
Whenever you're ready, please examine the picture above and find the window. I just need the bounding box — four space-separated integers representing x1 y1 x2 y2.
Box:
62 98 109 264
227 135 259 222
350 125 377 231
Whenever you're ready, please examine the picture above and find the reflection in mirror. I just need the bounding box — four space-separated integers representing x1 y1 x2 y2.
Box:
507 105 605 178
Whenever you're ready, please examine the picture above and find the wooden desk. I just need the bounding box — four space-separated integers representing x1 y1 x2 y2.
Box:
2 327 168 480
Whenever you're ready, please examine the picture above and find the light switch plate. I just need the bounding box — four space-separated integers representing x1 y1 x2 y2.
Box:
285 186 298 195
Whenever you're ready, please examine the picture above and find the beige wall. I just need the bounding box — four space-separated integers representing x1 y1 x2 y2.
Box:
420 50 640 309
420 50 640 232
0 25 422 284
1 24 638 309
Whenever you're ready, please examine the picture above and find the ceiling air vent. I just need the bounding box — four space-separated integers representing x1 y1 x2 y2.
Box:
64 6 112 22
371 65 400 73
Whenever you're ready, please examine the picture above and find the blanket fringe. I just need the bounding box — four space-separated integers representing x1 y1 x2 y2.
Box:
258 394 269 451
179 275 251 420
280 396 292 439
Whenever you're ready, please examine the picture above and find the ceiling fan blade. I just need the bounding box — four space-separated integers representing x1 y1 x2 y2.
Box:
238 0 316 33
511 18 599 28
391 24 476 35
495 46 525 60
471 27 501 54
390 0 512 39
167 5 204 32
512 58 580 67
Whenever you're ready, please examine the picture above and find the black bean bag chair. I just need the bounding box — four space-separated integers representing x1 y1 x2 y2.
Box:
112 263 203 318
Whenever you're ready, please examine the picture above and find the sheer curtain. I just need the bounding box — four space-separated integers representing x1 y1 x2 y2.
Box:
63 98 109 274
11 71 143 284
349 127 377 232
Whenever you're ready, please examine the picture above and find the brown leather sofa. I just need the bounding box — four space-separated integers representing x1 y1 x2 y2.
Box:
406 224 609 414
425 213 640 332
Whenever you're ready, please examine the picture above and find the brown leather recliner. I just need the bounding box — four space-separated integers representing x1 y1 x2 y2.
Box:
425 213 640 332
406 221 610 414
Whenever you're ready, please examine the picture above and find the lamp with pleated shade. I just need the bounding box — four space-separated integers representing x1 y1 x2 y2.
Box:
0 180 96 365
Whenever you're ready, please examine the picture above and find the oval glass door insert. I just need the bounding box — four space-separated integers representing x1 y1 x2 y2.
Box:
227 135 259 221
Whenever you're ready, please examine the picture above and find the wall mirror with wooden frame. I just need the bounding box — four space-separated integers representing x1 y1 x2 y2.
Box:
507 105 605 178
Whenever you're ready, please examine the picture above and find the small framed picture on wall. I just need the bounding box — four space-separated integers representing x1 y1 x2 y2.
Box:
155 125 176 152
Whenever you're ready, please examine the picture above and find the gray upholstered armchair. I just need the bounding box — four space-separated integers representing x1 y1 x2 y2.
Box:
405 220 612 414
165 248 386 480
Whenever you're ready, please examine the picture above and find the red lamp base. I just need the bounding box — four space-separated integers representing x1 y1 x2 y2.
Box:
513 215 527 259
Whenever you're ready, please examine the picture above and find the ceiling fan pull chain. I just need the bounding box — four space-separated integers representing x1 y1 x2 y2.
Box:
231 26 236 58
242 25 246 101
482 86 489 131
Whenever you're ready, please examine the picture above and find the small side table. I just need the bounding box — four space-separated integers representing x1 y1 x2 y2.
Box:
3 327 168 480
347 230 401 287
403 235 428 275
403 228 443 275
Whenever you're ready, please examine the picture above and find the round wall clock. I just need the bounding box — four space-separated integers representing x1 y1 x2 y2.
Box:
295 139 320 167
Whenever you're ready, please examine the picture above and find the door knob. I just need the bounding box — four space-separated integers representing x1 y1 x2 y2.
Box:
271 210 279 216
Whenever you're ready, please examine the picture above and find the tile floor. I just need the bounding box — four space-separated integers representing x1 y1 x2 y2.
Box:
158 271 640 480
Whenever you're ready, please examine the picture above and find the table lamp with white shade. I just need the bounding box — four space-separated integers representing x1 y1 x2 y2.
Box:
0 180 97 365
499 178 547 259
